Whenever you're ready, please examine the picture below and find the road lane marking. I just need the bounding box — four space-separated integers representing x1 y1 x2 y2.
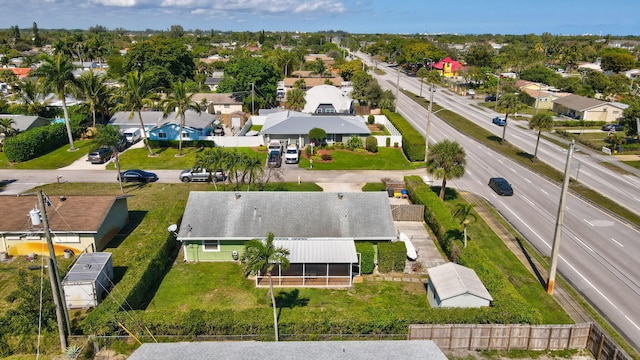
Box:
504 205 547 247
611 238 624 247
510 168 517 173
584 219 594 226
540 189 548 196
559 254 618 309
524 178 532 183
574 236 593 252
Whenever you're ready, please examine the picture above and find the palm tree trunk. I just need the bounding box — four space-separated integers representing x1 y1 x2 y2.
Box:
115 151 124 194
138 111 155 156
268 272 279 342
463 225 468 248
439 178 447 200
178 115 184 156
61 96 76 151
501 114 508 143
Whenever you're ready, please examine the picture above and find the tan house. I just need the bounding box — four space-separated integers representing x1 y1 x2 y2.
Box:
0 195 129 257
283 76 343 90
191 93 243 115
552 94 628 122
516 80 566 111
304 54 334 67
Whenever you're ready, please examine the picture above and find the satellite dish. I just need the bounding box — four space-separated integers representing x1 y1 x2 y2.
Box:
167 224 178 233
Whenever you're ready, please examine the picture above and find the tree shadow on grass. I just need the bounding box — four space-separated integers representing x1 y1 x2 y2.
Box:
276 289 309 309
430 186 459 201
516 151 534 161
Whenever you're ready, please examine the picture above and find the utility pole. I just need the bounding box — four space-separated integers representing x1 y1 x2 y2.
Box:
251 83 255 115
37 190 70 349
395 67 400 111
425 83 435 161
535 82 543 115
547 140 575 295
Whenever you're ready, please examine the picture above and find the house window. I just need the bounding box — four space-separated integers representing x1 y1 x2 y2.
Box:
316 108 323 114
158 132 167 139
202 240 219 252
182 132 190 139
223 104 230 108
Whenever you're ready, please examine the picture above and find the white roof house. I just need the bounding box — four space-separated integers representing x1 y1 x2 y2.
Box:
426 262 493 308
302 84 354 115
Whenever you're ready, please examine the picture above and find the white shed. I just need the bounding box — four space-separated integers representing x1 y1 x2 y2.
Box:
62 252 113 309
426 262 492 308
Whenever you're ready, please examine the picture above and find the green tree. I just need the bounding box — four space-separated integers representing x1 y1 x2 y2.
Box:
452 203 476 248
217 56 279 111
15 79 47 116
111 70 157 156
285 88 306 111
76 70 110 127
162 80 201 157
33 53 78 150
312 57 327 78
0 118 17 137
95 124 124 194
124 36 196 88
308 127 326 146
600 49 636 73
416 67 429 98
240 232 290 342
426 139 466 200
195 147 226 190
529 113 554 161
496 93 525 143
346 135 363 150
464 43 495 68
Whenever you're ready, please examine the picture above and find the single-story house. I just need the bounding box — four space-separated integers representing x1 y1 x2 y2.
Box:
126 340 447 360
552 94 628 122
191 93 243 115
108 111 165 133
304 54 335 67
0 114 50 132
176 191 397 287
283 76 343 90
147 110 217 141
260 110 370 147
426 262 493 308
0 195 129 257
302 84 354 115
515 80 566 111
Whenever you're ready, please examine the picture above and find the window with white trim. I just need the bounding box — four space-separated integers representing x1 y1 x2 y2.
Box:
158 132 167 139
202 240 220 252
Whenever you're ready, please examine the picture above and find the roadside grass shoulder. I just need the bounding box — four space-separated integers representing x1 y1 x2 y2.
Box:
0 139 95 169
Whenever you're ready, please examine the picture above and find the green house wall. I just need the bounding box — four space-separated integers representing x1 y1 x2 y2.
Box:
183 240 246 261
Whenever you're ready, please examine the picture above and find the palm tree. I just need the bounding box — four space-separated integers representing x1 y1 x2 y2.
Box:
76 70 110 127
313 58 326 78
243 153 264 191
162 81 201 157
285 88 306 111
112 70 156 156
240 232 290 342
426 139 466 200
15 79 47 116
452 203 476 248
496 93 525 143
33 53 78 151
528 113 554 161
94 124 124 194
0 117 17 137
416 67 429 98
195 147 226 190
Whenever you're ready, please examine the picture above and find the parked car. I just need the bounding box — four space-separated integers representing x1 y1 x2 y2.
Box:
492 116 506 126
179 168 225 182
485 95 497 102
284 144 299 164
488 177 513 196
267 150 282 168
87 147 113 164
601 123 624 132
118 169 158 183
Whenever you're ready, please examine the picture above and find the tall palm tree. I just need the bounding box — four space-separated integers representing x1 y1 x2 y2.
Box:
243 153 264 191
162 81 201 157
416 67 429 98
285 88 306 111
77 70 110 127
33 53 78 151
15 79 47 116
112 70 156 156
528 113 554 161
195 147 227 190
0 117 17 137
496 93 525 143
240 232 290 342
426 139 466 200
94 124 124 194
452 203 476 248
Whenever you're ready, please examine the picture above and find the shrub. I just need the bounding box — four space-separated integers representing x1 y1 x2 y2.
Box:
367 114 375 124
394 142 399 148
365 136 378 153
385 137 391 147
383 109 424 161
309 127 326 146
3 123 69 162
346 135 363 150
355 242 375 274
378 241 406 273
321 153 332 161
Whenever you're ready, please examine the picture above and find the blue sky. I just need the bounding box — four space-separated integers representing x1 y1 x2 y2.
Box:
3 0 638 35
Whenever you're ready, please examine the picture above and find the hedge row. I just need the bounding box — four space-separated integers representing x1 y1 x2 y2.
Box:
355 242 375 274
147 139 216 148
382 109 425 161
3 123 70 162
378 241 406 273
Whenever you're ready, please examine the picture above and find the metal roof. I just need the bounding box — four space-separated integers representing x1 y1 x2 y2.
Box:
302 84 353 114
62 252 112 284
261 111 369 135
427 262 493 302
177 192 396 241
127 340 447 360
274 239 357 263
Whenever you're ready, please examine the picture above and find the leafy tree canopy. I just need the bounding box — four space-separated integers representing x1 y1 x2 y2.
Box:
123 36 195 88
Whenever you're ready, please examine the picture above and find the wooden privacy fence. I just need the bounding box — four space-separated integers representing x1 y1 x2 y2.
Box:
391 204 425 221
409 323 591 351
588 323 632 360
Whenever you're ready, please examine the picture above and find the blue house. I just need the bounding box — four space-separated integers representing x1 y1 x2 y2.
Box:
148 110 217 141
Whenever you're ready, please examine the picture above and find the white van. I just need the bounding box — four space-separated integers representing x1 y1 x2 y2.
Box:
123 128 142 144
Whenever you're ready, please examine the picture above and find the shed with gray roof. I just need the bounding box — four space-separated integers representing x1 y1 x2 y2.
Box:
177 191 396 287
426 262 493 308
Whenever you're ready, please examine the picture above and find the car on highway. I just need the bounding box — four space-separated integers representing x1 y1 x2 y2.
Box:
601 123 624 132
488 177 513 196
118 169 158 183
492 116 506 126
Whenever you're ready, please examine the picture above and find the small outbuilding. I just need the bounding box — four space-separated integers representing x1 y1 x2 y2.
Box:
62 252 114 309
426 262 492 308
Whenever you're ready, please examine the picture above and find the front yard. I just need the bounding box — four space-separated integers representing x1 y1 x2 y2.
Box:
298 147 423 170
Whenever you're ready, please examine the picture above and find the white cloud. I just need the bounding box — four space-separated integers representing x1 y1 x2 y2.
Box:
88 0 346 14
91 0 138 6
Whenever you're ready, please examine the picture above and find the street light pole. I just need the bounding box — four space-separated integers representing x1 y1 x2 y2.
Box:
425 83 435 161
395 67 400 111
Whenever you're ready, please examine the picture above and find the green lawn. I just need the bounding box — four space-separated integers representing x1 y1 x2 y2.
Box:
0 139 96 169
298 147 423 170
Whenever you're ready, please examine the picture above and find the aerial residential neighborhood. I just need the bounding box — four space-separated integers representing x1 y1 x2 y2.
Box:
1 5 640 360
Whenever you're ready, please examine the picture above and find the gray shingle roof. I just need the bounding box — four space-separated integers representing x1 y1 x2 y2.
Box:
126 340 447 360
261 111 369 135
553 94 605 111
177 192 396 241
427 262 492 302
